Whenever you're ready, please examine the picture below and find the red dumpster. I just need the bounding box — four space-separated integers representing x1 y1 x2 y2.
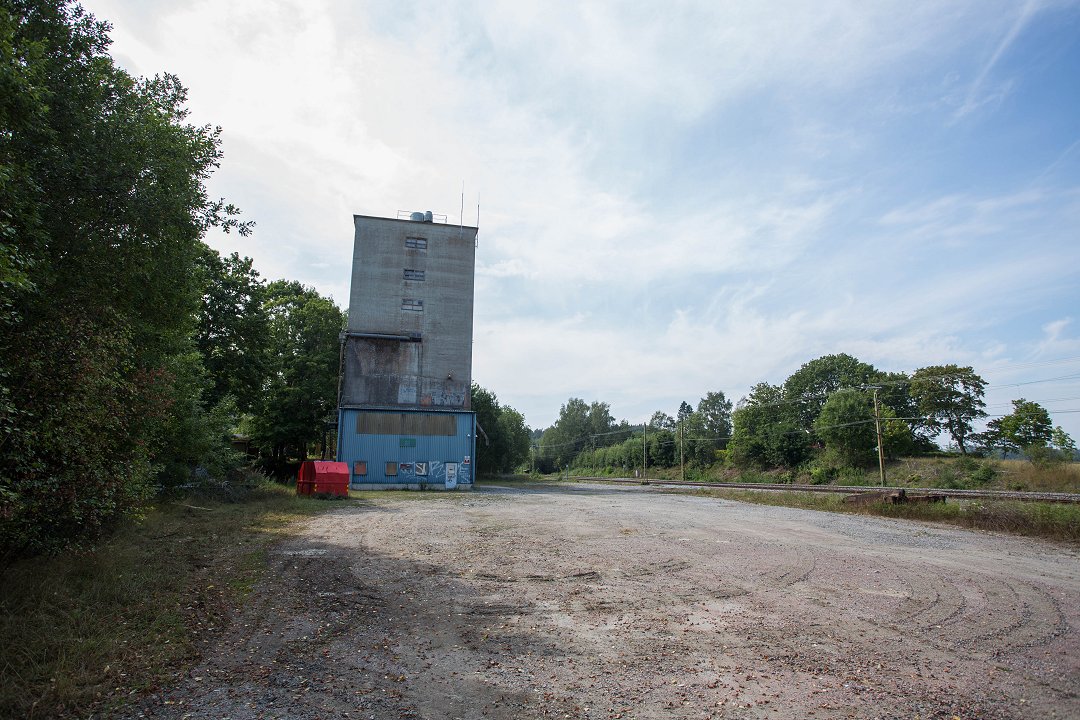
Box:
297 461 349 498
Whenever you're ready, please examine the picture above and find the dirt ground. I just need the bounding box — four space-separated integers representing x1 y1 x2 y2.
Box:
125 482 1080 720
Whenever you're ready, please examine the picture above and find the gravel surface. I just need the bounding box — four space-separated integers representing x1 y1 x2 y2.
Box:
125 482 1080 719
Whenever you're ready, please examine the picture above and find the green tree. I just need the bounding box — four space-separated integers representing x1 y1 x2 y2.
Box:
472 384 503 474
539 397 590 469
250 281 343 468
875 371 929 445
696 391 733 447
814 389 876 467
647 429 676 467
783 353 879 427
681 411 715 465
1051 426 1076 460
729 383 810 468
471 383 531 475
994 398 1053 456
586 401 615 445
649 411 675 431
1 0 249 555
909 365 987 455
154 352 243 486
879 404 916 460
195 246 269 413
497 407 531 472
670 392 732 466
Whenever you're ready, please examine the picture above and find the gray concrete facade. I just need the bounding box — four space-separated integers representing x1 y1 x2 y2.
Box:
340 214 478 411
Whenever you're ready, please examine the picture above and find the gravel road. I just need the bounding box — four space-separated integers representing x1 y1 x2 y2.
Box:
126 482 1080 720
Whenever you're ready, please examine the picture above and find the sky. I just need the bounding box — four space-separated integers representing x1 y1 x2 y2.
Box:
86 0 1080 439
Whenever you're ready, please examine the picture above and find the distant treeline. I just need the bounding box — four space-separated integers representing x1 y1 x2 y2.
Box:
533 354 1076 475
0 2 342 557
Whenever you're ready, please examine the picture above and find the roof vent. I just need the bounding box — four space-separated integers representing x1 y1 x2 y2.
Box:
424 210 433 223
409 211 425 221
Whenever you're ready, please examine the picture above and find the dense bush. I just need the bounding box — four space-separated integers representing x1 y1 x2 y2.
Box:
0 1 248 556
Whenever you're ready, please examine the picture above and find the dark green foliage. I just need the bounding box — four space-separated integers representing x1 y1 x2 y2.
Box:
808 465 836 485
692 390 733 459
539 398 589 470
471 383 530 475
814 389 876 467
571 433 643 473
909 365 987 454
646 429 676 467
248 281 343 469
1 316 156 554
985 398 1054 459
153 352 244 487
783 353 879 427
968 462 996 485
729 383 811 468
1051 426 1076 461
533 353 1062 486
195 247 269 413
681 411 716 466
539 398 619 470
0 1 250 556
649 410 675 431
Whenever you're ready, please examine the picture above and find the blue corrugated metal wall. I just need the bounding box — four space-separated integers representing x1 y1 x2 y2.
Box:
336 409 476 487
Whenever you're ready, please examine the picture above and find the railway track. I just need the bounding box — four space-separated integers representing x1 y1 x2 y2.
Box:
573 476 1080 504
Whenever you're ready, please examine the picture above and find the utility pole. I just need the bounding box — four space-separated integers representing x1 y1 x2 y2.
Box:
642 422 647 481
871 386 886 486
679 421 685 482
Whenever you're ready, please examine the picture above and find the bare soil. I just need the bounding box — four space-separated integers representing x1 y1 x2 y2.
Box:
125 482 1080 720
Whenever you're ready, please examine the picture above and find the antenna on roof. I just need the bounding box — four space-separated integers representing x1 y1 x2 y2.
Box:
459 180 464 238
476 192 480 248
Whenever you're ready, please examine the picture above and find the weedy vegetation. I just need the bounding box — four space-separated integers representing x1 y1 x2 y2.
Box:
0 480 328 719
684 488 1080 543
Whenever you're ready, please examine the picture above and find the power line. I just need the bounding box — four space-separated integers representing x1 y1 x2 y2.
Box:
988 372 1080 389
533 409 1080 458
531 363 1080 459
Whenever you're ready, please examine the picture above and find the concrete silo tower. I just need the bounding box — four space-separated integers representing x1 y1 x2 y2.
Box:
336 211 478 489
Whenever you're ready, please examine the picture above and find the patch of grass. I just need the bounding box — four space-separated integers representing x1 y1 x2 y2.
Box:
476 474 547 484
996 459 1080 493
0 479 327 719
886 457 1079 493
687 488 1080 543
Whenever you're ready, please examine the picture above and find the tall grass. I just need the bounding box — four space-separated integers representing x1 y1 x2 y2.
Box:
0 480 325 719
883 457 1080 493
690 488 1080 542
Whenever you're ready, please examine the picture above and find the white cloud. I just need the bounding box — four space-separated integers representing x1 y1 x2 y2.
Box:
84 0 1080 439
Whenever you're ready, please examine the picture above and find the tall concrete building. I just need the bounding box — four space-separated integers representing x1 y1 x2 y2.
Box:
336 211 478 489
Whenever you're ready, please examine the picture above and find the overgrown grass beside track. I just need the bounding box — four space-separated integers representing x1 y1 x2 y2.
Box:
0 480 328 719
685 488 1080 543
569 456 1080 494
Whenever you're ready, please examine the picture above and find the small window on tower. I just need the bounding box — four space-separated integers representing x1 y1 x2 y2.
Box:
403 269 425 281
405 236 428 251
402 298 424 312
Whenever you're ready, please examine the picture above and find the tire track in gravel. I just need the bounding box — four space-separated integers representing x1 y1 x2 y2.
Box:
126 483 1080 720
